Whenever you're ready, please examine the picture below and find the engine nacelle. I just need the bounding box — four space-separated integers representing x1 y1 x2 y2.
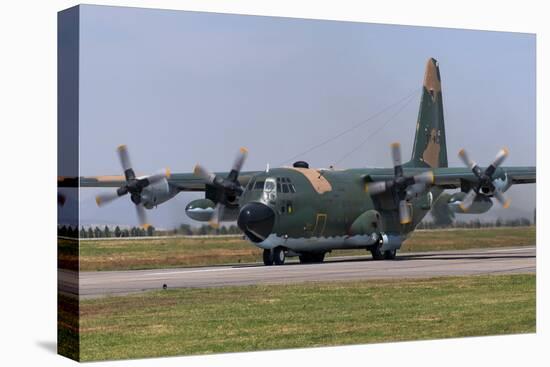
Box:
140 178 178 209
448 192 493 214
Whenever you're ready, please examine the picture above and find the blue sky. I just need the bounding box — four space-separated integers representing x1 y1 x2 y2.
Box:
75 5 536 228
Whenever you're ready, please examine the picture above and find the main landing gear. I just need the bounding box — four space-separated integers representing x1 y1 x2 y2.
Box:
369 246 397 260
263 247 286 266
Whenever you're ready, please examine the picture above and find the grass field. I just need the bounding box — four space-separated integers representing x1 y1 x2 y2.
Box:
78 226 535 271
72 274 535 361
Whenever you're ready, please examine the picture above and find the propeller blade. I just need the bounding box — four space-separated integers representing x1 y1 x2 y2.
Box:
193 164 217 184
209 203 225 229
458 148 483 178
485 147 509 177
135 204 149 228
458 148 475 169
117 145 134 179
413 170 434 185
391 142 403 177
398 200 412 224
458 189 477 212
232 147 248 173
95 191 122 207
493 190 511 208
146 168 171 185
365 181 389 195
492 147 509 168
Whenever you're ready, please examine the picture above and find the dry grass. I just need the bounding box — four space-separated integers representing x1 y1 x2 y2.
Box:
78 226 535 271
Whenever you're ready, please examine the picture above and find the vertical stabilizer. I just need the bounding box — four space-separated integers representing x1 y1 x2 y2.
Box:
407 58 448 168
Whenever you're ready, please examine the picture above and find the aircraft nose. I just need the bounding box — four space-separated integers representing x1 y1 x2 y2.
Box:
237 202 275 243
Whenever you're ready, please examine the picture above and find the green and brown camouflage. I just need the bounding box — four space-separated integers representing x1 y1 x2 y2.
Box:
72 58 536 265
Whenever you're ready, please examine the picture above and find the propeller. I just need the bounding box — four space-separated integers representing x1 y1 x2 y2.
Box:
457 148 511 211
95 145 170 227
193 147 248 228
366 142 434 224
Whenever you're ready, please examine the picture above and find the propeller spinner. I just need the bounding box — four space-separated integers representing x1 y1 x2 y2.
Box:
95 145 170 228
366 142 434 224
457 147 511 211
193 147 248 228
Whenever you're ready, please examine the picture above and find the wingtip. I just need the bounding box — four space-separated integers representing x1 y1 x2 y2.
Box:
95 196 101 206
240 147 249 155
117 144 127 151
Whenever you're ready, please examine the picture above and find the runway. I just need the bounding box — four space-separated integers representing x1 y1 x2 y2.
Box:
59 246 535 299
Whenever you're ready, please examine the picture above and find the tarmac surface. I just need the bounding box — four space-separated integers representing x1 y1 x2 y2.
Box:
59 246 536 299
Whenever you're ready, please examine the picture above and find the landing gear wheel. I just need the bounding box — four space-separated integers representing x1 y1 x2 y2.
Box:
384 249 397 260
370 247 385 260
273 247 286 265
263 249 274 266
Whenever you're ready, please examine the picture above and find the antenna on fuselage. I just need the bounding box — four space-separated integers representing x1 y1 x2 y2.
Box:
265 163 270 173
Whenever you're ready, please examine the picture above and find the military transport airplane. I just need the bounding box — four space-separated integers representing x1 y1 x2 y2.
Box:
67 58 536 265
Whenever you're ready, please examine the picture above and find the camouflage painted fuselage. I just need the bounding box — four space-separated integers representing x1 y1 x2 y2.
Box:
238 166 441 252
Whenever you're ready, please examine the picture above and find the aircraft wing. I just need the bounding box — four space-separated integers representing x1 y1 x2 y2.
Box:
362 166 536 189
60 171 261 191
431 166 536 189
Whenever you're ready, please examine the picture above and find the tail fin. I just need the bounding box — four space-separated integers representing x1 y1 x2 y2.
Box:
407 58 448 168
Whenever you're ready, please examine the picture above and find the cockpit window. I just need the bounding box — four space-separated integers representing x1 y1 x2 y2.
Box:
276 177 296 193
265 181 275 191
246 178 256 191
254 180 265 190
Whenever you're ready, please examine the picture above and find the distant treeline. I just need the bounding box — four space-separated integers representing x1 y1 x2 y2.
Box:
58 225 156 238
58 217 534 239
417 217 533 230
57 223 243 238
170 224 242 236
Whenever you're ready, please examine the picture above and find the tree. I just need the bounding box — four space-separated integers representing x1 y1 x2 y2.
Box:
80 227 87 239
114 226 121 237
94 226 102 238
87 227 94 238
179 224 192 235
147 225 155 237
104 226 111 238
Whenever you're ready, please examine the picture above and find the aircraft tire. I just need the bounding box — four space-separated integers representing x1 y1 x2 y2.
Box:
263 249 274 266
370 247 385 260
383 249 397 260
273 247 286 265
